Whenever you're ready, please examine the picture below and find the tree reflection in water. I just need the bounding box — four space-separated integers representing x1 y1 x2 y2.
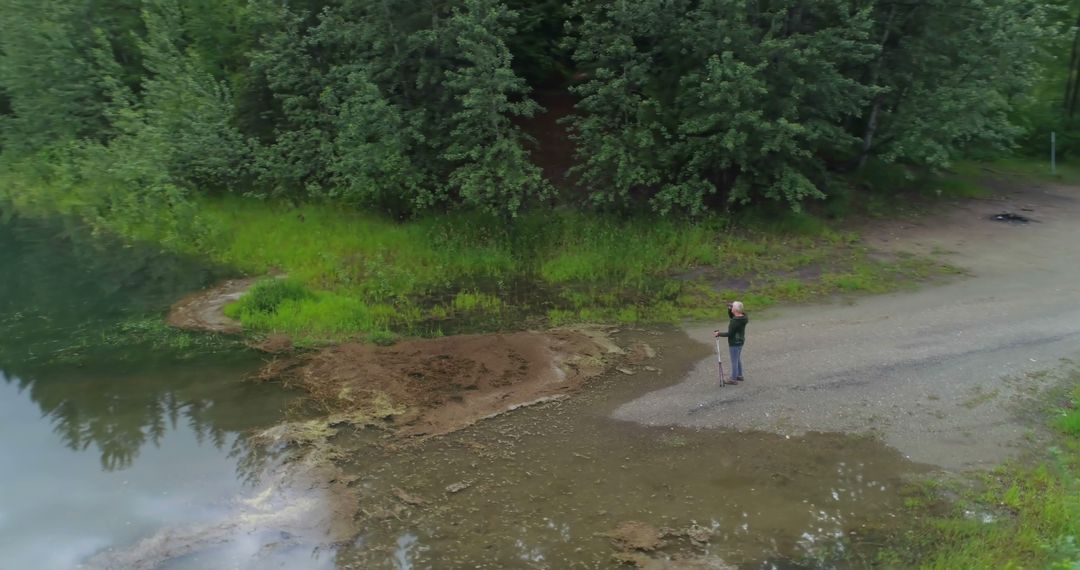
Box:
0 214 289 474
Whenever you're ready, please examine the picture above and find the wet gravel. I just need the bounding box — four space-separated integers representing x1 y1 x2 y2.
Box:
616 183 1080 470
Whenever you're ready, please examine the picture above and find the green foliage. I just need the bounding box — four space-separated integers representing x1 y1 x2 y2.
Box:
225 278 313 317
986 1 1073 160
128 0 252 190
243 0 545 217
0 0 113 150
0 0 1052 341
565 0 1054 211
866 1 1056 168
441 0 551 216
565 1 873 212
323 69 425 213
504 0 571 84
0 0 1060 216
194 196 953 340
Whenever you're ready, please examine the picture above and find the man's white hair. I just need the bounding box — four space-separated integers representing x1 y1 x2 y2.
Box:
731 301 744 313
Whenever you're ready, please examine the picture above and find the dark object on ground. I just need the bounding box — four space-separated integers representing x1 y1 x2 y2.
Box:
990 212 1035 223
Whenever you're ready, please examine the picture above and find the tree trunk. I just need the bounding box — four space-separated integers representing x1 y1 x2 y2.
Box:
858 99 881 170
857 4 898 170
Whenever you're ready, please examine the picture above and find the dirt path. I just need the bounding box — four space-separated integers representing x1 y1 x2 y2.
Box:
615 180 1080 470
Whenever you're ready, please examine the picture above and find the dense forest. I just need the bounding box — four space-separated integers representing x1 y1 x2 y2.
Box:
0 0 1073 219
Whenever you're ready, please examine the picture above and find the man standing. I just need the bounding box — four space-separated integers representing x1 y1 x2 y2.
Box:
714 301 748 384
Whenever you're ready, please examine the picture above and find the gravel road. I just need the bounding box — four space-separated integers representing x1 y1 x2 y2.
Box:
615 181 1080 470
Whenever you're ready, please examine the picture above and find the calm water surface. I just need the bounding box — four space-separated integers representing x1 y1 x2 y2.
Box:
0 215 299 569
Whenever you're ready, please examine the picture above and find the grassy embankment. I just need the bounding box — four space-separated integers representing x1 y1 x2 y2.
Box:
877 369 1080 570
210 199 958 344
2 157 1029 345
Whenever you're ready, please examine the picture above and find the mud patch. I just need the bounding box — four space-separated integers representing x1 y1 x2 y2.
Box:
605 521 666 551
257 327 621 437
613 553 737 570
627 341 658 364
252 333 294 353
605 522 738 568
166 277 258 334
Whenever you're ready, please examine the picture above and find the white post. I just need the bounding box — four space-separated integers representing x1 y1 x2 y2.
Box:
1052 131 1057 176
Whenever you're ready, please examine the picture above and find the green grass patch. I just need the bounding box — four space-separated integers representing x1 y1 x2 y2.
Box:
208 211 955 340
201 197 519 299
1056 386 1080 437
878 369 1080 570
536 213 723 284
452 290 503 314
927 176 992 199
224 279 421 344
224 278 313 317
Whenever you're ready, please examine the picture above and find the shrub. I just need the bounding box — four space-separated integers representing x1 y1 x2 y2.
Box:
227 278 313 316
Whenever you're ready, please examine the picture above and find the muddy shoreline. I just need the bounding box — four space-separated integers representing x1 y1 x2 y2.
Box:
166 277 257 334
254 327 639 438
166 278 673 440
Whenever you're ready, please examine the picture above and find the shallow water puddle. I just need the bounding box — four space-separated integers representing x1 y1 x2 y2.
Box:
332 405 927 569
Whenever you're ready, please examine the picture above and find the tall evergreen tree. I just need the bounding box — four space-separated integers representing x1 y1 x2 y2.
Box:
441 0 549 216
564 0 671 210
567 0 877 212
0 0 1061 216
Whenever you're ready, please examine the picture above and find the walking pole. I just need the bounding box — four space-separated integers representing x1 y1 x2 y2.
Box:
715 337 726 387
